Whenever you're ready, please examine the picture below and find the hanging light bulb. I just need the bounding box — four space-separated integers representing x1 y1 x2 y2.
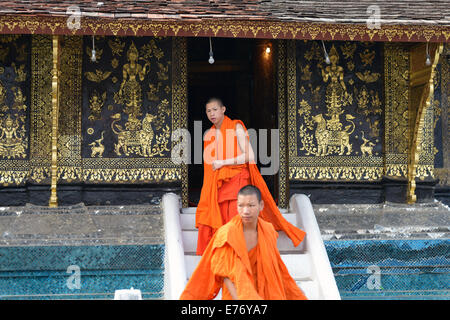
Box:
208 37 214 64
425 42 431 66
91 35 96 62
265 46 271 54
321 40 330 65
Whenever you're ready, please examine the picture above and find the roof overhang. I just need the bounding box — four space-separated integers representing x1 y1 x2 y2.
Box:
0 15 448 42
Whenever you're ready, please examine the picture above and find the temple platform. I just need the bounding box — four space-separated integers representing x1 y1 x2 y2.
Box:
0 203 164 247
0 200 448 245
0 199 448 299
314 200 450 241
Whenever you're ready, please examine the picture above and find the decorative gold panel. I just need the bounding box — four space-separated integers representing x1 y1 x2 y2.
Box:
288 40 384 181
0 34 32 185
434 44 449 187
277 40 288 208
58 35 83 183
78 36 187 185
384 43 410 178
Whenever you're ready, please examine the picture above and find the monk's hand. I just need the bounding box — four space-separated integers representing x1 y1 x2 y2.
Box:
212 160 224 171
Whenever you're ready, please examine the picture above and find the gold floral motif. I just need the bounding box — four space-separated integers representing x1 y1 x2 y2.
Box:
147 83 161 101
384 43 410 159
341 42 357 60
12 63 27 82
359 49 376 66
0 46 9 63
290 166 383 181
88 131 105 158
85 69 112 82
12 87 27 111
356 70 381 83
88 91 106 121
360 131 375 156
108 37 125 56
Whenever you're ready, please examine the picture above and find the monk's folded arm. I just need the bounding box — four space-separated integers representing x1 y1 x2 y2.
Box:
223 277 239 300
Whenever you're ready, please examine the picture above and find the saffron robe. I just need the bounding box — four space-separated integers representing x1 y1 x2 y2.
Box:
180 215 307 300
195 115 305 255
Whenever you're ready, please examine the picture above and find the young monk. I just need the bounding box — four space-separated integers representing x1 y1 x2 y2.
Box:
195 97 305 255
180 185 307 300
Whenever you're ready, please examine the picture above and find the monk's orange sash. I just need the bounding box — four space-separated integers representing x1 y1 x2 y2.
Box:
195 116 305 247
180 215 307 300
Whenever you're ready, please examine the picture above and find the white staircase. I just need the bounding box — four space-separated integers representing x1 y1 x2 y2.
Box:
162 193 341 300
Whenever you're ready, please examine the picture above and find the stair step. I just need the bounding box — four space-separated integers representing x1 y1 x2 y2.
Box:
182 207 197 214
182 230 304 254
185 253 312 281
282 253 312 281
297 280 319 300
180 212 297 231
182 207 289 215
185 254 202 279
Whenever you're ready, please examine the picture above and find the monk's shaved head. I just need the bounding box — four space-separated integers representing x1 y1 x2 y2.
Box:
238 185 262 202
206 97 224 108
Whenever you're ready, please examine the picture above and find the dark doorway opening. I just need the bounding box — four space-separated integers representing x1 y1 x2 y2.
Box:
187 37 278 206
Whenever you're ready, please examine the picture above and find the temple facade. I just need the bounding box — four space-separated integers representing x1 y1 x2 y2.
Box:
0 2 448 208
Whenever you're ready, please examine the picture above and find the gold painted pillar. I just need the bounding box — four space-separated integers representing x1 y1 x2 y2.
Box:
407 42 443 203
277 40 288 208
49 35 60 207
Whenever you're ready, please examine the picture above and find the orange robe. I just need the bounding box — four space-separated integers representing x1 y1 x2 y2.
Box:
196 115 305 255
180 215 307 300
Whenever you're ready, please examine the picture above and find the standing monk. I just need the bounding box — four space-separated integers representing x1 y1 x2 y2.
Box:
181 185 307 300
195 97 305 255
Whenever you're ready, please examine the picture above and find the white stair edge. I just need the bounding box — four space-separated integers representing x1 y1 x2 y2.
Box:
161 193 186 300
290 194 341 300
164 194 341 300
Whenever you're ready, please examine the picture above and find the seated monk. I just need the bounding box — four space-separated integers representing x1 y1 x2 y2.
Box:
181 185 307 300
196 97 305 255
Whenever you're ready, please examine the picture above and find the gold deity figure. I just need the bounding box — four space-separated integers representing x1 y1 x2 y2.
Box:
117 42 150 130
321 45 351 131
0 115 21 147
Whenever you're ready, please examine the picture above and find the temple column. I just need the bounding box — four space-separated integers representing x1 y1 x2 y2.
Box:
49 35 60 207
407 43 443 203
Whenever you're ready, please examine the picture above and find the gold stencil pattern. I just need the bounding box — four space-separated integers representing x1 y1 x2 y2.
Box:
277 39 288 208
288 40 384 181
384 43 410 177
0 35 31 185
0 16 447 42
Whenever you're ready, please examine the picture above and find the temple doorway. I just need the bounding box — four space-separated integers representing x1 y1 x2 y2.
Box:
187 37 278 206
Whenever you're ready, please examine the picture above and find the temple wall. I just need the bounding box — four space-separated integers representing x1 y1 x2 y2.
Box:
281 40 447 204
0 35 447 206
0 35 188 206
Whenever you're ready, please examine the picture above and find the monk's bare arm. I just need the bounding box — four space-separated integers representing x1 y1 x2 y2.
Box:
223 277 239 300
220 124 255 166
